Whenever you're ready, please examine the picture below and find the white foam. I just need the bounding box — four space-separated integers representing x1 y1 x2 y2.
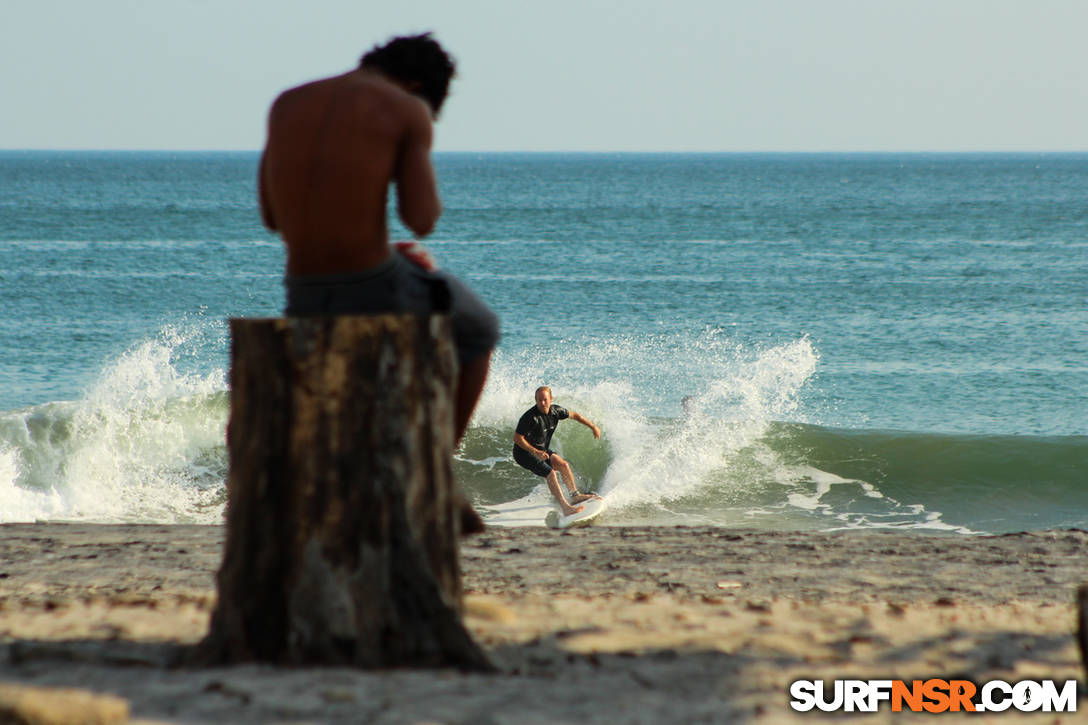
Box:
596 337 820 509
770 459 974 534
0 324 228 524
0 442 63 521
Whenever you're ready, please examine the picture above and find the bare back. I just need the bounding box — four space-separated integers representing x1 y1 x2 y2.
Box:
259 69 441 276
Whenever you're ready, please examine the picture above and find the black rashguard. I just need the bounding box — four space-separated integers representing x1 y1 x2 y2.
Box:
512 404 569 476
515 404 569 450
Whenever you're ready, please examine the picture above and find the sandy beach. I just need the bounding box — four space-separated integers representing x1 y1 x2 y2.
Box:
0 523 1085 724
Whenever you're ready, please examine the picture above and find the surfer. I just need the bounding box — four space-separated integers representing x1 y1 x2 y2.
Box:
259 33 499 533
513 386 602 517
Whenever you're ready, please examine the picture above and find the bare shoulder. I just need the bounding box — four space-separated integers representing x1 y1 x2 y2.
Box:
399 95 433 144
266 75 338 122
361 72 433 128
270 70 429 115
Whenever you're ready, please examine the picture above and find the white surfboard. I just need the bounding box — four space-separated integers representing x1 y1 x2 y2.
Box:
480 492 555 527
544 496 607 529
481 491 608 528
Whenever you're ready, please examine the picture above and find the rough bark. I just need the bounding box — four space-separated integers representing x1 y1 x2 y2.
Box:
1078 584 1088 685
196 315 491 671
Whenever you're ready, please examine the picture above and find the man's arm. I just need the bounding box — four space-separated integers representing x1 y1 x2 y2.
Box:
394 99 442 237
257 150 277 231
569 411 601 439
513 433 549 459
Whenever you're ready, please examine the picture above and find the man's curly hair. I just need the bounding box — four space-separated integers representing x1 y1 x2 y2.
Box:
360 33 456 116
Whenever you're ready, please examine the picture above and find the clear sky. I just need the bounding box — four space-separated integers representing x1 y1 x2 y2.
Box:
3 0 1086 152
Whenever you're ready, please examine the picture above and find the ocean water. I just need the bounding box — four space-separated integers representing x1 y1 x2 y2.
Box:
0 151 1085 534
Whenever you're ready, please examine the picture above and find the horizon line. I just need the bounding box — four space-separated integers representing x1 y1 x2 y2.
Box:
2 148 1088 155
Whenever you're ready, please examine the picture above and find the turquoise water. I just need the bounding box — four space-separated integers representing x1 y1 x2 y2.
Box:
1 151 1085 532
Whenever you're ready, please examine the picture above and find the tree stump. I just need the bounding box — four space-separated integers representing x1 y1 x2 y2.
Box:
196 315 492 671
1078 584 1088 686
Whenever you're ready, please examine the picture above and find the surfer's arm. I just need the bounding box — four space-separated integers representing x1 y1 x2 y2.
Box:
569 411 601 439
513 433 548 460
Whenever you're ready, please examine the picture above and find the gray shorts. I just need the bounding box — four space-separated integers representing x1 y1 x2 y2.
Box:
284 254 500 364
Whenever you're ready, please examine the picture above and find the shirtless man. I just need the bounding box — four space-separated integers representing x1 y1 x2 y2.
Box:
258 33 499 446
513 387 602 517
